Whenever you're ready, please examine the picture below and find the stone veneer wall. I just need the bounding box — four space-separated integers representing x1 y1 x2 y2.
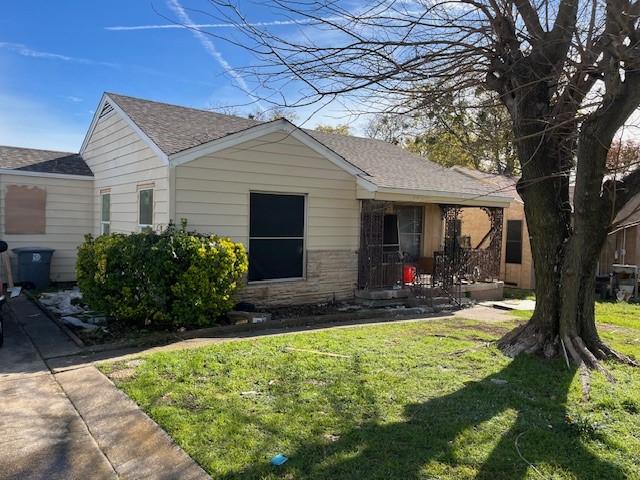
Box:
238 249 358 306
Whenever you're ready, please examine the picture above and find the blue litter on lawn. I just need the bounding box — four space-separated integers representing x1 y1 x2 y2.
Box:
271 454 288 466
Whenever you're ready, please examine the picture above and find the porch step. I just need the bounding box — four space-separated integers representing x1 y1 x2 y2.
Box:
355 297 410 308
355 289 459 308
355 289 411 300
431 296 454 306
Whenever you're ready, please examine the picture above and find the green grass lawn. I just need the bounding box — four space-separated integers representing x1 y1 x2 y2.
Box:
101 310 640 479
512 301 640 330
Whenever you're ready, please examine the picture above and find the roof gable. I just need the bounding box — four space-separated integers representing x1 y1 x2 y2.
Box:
169 118 368 177
80 93 169 164
106 93 261 156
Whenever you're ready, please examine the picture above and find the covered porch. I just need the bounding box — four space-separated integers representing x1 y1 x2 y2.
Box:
357 199 505 305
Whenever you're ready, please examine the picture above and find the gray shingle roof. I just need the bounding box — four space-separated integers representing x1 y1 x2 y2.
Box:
0 146 93 176
106 93 261 156
308 131 510 199
452 166 521 203
106 92 510 201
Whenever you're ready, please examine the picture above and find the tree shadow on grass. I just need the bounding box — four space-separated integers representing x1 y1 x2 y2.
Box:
227 355 627 480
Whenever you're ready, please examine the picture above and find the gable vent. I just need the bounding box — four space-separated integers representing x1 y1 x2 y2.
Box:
99 102 114 119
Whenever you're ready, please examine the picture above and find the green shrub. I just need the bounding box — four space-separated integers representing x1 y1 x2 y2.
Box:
76 223 248 329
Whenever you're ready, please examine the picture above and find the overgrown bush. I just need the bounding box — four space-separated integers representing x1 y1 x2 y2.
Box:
76 223 248 329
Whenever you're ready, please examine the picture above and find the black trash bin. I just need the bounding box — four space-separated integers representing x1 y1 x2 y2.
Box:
12 247 55 289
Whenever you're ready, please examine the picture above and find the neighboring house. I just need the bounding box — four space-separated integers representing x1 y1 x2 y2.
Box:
599 192 640 272
1 92 512 305
0 146 93 281
452 167 535 290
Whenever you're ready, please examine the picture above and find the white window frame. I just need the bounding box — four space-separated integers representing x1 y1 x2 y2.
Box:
248 191 307 283
138 188 154 229
100 193 111 235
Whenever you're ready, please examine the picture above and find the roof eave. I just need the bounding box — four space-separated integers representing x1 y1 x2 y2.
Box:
609 221 640 234
0 168 94 181
357 177 512 207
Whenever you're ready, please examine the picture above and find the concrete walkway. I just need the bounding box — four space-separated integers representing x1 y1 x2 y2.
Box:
0 296 209 480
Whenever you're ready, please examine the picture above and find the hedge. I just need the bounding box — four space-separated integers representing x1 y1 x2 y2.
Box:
76 223 248 329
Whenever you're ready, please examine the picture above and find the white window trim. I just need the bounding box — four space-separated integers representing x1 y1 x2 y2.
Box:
138 188 154 229
100 193 110 235
247 191 307 283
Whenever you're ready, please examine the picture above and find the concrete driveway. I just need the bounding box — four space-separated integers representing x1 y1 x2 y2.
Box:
0 296 209 480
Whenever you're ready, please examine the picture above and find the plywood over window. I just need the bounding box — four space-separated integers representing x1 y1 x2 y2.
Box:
5 185 46 234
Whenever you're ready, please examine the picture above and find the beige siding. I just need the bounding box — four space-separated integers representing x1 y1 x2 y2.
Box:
175 132 360 249
82 110 169 234
423 204 443 258
0 173 93 282
460 202 534 290
174 132 360 305
501 202 534 290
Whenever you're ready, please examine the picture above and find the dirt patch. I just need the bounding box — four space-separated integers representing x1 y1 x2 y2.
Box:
454 322 514 337
259 302 362 320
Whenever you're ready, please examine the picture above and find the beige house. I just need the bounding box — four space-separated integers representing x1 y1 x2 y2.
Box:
453 167 534 290
0 92 512 305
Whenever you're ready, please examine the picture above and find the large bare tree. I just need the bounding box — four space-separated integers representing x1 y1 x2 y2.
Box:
198 0 640 368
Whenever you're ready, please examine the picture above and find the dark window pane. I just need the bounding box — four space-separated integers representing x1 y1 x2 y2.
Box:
397 206 423 234
396 206 423 260
383 215 399 245
400 234 421 260
506 219 522 242
506 244 522 264
506 220 523 264
249 239 304 281
250 193 304 237
139 189 153 226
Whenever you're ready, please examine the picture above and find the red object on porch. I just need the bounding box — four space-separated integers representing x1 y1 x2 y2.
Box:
403 265 416 284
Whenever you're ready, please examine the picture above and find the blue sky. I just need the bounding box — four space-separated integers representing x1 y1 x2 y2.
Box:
0 0 359 152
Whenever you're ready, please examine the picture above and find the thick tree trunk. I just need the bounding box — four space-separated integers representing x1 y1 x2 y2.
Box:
498 91 571 358
499 113 638 368
499 167 568 358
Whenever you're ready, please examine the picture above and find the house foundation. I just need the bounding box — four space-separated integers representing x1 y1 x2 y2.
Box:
239 250 358 306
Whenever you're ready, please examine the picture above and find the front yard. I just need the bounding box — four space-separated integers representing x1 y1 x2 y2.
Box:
101 305 640 479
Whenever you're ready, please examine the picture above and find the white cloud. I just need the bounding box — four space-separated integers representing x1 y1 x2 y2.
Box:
0 93 85 152
105 17 345 31
66 96 83 103
0 42 119 68
165 0 263 109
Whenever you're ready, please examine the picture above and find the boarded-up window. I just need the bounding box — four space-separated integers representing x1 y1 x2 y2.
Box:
5 185 46 234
